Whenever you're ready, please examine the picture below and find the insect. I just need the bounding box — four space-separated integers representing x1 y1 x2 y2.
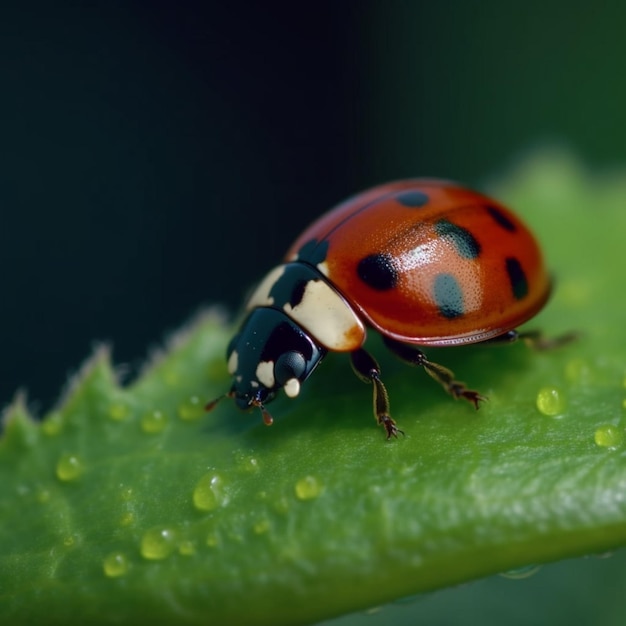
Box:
208 179 564 438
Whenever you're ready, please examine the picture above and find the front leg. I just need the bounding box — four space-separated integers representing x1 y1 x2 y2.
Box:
382 336 486 409
350 348 404 439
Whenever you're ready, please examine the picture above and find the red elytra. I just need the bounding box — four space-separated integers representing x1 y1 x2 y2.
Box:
286 179 551 346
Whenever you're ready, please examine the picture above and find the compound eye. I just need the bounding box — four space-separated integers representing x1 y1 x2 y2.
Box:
274 351 307 386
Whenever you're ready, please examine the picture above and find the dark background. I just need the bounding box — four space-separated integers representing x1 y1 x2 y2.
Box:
1 1 624 411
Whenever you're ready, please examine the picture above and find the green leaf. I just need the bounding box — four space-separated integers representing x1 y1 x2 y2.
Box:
1 149 625 625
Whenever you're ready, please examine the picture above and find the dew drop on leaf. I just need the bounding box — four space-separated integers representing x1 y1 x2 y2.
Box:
536 387 565 416
108 402 129 422
140 527 177 560
141 409 168 433
193 473 229 511
119 486 134 501
36 489 51 504
103 552 129 578
41 413 63 437
56 453 84 481
178 540 196 556
119 512 135 527
234 450 260 474
294 475 324 501
564 358 591 384
252 518 270 535
594 424 624 450
273 495 290 514
178 396 205 421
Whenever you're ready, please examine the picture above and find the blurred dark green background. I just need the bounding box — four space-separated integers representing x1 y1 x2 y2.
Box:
2 2 626 624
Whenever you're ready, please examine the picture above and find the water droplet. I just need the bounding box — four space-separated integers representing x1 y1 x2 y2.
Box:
108 402 129 422
227 531 244 544
565 358 591 384
294 475 324 501
273 496 290 514
36 489 51 504
119 513 135 527
244 457 260 473
536 387 565 416
56 453 84 481
141 409 168 434
500 564 542 579
594 424 624 450
103 552 129 578
234 451 260 474
41 413 63 437
252 518 270 535
178 540 196 556
193 473 229 511
140 527 177 560
178 396 205 421
120 486 134 501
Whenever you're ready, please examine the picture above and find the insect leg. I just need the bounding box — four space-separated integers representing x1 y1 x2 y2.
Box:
350 348 403 439
382 337 485 409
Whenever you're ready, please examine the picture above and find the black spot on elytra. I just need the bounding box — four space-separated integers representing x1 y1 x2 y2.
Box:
357 253 399 290
435 220 481 259
505 257 528 300
396 189 429 208
433 273 464 319
295 238 329 265
487 206 517 232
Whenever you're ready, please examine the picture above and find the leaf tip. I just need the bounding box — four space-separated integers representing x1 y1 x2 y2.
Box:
137 306 229 380
55 343 116 410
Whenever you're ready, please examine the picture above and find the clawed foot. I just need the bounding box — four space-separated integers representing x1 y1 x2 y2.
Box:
379 415 405 440
448 383 487 409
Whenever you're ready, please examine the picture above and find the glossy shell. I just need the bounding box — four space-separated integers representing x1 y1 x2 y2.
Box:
286 179 551 346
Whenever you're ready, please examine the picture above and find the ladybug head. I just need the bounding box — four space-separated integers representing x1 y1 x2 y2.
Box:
206 308 326 426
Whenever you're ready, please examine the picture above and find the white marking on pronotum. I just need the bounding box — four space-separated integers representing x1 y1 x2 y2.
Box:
227 350 239 375
255 361 275 389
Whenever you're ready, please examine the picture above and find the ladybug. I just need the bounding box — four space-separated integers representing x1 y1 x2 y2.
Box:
208 179 558 438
